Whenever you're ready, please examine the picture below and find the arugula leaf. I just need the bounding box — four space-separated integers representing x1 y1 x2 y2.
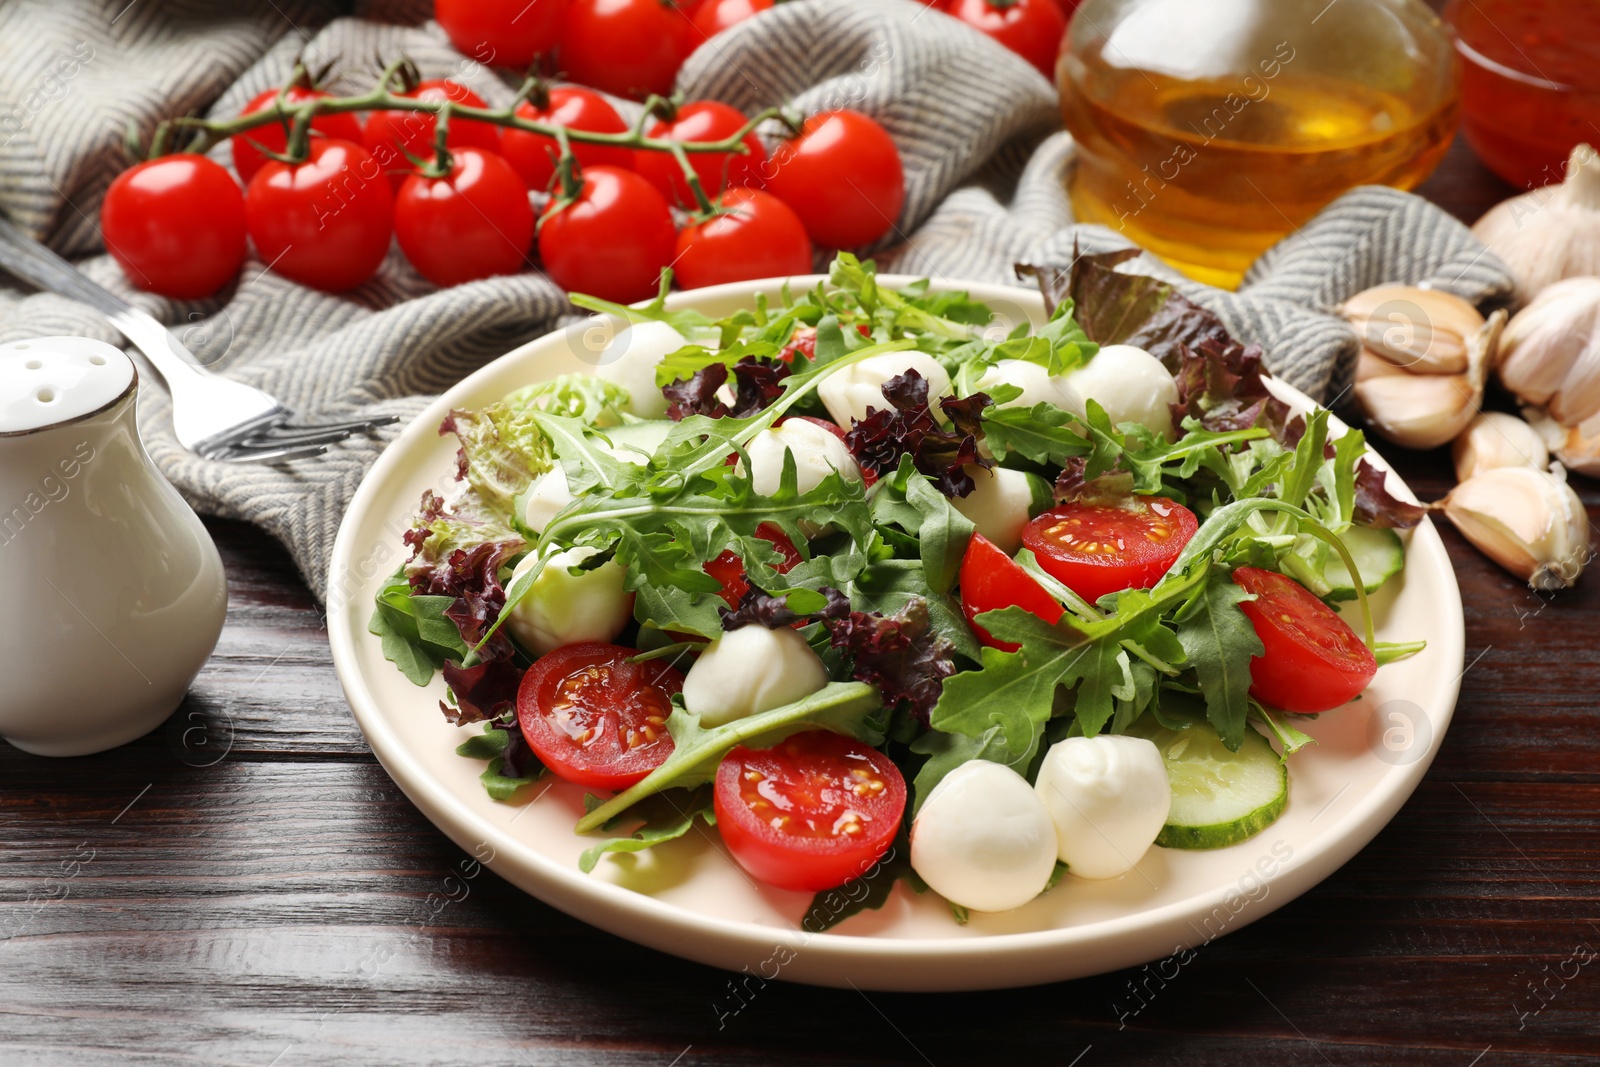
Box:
578 788 716 873
909 724 1017 814
370 573 469 686
370 602 443 686
869 458 975 594
1172 574 1263 750
981 403 1092 466
568 273 717 338
455 724 544 801
654 339 783 389
1251 706 1317 759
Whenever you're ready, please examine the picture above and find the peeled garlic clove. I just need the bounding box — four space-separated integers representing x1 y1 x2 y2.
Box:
1357 347 1408 382
1498 277 1600 419
1440 465 1591 590
1525 406 1600 478
1341 285 1483 374
1452 412 1550 481
1472 144 1600 304
1355 310 1503 450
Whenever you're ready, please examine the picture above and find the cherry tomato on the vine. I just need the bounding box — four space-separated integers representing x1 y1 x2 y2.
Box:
395 147 533 287
559 0 696 101
634 100 767 209
1022 496 1198 605
435 0 568 70
101 155 247 300
537 164 676 303
674 188 811 290
690 0 774 38
245 139 394 292
942 0 1068 79
764 109 904 249
362 79 501 187
517 642 685 790
958 532 1064 651
229 87 365 185
1232 567 1378 714
501 86 633 191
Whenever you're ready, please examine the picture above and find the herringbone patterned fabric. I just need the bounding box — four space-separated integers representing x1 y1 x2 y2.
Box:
0 0 1514 599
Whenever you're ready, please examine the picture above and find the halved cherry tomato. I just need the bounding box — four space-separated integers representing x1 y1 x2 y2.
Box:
101 155 247 299
942 0 1068 79
501 86 633 191
634 100 767 209
230 87 365 184
714 730 906 891
690 0 773 37
362 79 502 187
537 165 677 303
1232 567 1377 713
559 0 696 100
674 188 812 289
704 522 802 609
245 139 393 292
1022 497 1197 605
435 0 567 70
517 642 686 790
764 109 903 249
959 532 1064 650
394 147 533 287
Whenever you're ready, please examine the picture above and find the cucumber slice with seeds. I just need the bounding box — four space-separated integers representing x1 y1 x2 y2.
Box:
1321 524 1404 602
1126 715 1287 849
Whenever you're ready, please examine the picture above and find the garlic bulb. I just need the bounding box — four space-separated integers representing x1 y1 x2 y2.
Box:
1452 412 1549 482
1341 285 1484 374
1472 144 1600 304
1353 309 1505 450
1439 465 1590 591
1497 277 1600 427
1525 406 1600 478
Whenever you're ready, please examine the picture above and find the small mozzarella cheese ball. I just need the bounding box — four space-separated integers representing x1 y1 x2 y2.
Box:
592 320 692 420
742 419 863 496
1035 735 1171 880
911 760 1058 913
951 465 1046 555
522 467 573 534
817 351 952 427
976 358 1082 412
681 624 830 728
1062 344 1179 440
505 546 634 656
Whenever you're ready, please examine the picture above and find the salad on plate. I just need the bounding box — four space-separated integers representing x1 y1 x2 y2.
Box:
370 251 1427 923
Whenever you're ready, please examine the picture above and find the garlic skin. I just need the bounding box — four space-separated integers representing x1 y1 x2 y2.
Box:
1526 407 1600 478
1341 285 1484 374
1472 144 1600 304
1355 310 1504 450
1440 465 1591 591
1497 278 1600 427
1452 412 1550 482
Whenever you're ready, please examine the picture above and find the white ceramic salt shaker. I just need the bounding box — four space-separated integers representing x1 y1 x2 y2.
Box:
0 337 226 755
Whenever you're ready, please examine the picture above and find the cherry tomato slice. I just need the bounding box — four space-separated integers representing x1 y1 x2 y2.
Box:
435 0 567 69
245 139 393 293
714 730 906 892
1022 497 1198 605
674 188 812 290
101 155 247 299
395 147 533 287
959 532 1064 650
517 642 685 790
764 109 904 249
635 100 767 209
502 87 633 191
704 522 802 609
230 87 365 184
1232 567 1377 713
363 79 502 187
537 165 677 303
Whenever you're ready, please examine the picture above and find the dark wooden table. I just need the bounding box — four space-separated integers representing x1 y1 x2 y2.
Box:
5 134 1598 1066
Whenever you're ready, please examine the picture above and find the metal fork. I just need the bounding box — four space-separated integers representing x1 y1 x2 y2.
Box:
0 216 395 463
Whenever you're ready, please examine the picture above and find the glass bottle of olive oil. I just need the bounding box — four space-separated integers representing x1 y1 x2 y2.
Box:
1059 0 1460 289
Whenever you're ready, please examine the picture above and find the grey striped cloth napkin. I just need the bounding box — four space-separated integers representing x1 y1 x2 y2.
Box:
0 0 1513 600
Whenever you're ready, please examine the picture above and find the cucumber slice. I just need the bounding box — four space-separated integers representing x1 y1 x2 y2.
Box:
1321 524 1404 602
1126 715 1287 849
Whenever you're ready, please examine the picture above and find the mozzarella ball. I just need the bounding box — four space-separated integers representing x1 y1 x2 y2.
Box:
681 625 830 728
592 320 692 420
505 546 634 656
817 351 952 427
976 359 1081 412
1062 344 1179 440
1035 735 1171 879
911 760 1058 913
951 465 1048 555
521 467 573 535
742 419 863 496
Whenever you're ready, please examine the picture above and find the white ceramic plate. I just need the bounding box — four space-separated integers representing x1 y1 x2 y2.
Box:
327 276 1464 991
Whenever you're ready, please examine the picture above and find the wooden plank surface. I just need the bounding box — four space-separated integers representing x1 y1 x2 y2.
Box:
6 108 1600 1066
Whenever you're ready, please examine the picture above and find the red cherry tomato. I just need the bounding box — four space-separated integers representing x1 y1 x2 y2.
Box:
363 79 502 187
559 0 695 101
674 188 812 290
959 532 1064 650
942 0 1068 79
714 730 907 892
517 642 685 790
394 148 533 287
1022 496 1198 605
229 87 365 184
435 0 568 69
764 110 904 249
635 100 767 209
691 0 774 39
1232 567 1377 713
245 139 394 292
704 522 803 609
501 86 633 191
101 156 246 299
537 165 677 303
777 322 870 362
